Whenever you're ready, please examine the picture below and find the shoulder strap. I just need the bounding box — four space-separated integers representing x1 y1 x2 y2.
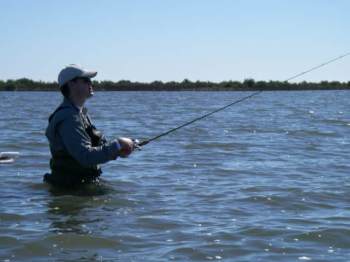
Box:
85 113 94 127
48 106 70 123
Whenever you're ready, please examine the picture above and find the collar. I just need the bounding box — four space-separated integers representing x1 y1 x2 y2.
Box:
62 98 87 114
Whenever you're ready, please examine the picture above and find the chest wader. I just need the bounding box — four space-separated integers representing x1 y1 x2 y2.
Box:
44 107 105 188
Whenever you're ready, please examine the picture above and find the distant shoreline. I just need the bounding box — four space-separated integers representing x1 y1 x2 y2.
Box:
0 78 349 91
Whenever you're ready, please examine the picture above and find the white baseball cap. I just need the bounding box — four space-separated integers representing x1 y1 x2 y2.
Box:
58 64 97 87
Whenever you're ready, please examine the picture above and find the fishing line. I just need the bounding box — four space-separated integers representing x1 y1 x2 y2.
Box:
138 52 350 147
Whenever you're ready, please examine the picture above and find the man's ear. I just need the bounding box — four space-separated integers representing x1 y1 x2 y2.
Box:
67 81 75 89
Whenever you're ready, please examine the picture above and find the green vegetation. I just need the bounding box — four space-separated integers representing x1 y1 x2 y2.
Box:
0 78 349 91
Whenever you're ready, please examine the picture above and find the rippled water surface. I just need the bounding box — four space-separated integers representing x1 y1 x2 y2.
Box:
1 91 350 261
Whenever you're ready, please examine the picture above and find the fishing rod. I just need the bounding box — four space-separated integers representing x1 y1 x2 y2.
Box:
137 52 350 147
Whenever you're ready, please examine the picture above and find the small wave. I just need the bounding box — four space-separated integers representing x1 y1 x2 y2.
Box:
286 130 339 137
137 216 184 230
45 233 121 249
0 212 25 222
320 118 350 126
164 246 221 261
184 141 251 150
289 228 350 248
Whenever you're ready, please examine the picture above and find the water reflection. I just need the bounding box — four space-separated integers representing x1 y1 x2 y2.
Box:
46 181 112 235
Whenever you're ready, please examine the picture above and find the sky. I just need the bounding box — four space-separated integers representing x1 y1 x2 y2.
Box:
0 0 349 83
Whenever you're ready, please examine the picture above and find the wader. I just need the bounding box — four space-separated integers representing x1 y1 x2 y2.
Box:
44 106 105 188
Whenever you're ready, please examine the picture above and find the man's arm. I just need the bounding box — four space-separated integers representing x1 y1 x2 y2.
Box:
58 113 120 167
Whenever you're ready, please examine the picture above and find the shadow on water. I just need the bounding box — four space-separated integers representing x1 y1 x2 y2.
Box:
46 179 114 197
4 178 141 261
41 178 140 236
47 196 100 235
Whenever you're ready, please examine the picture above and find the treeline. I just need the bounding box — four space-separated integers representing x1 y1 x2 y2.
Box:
0 78 349 91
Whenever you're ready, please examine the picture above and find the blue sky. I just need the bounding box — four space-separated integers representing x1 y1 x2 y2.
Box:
0 0 349 82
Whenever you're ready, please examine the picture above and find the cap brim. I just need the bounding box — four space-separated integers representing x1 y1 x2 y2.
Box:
81 71 97 78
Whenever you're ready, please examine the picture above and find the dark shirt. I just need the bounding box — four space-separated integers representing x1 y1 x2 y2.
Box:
46 98 120 167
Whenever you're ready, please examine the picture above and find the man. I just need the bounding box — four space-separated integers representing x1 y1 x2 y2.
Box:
44 64 135 188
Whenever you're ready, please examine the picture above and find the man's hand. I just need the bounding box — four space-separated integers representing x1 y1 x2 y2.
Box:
117 137 135 158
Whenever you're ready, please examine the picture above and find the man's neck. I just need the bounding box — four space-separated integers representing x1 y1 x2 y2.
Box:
69 96 86 109
65 97 85 112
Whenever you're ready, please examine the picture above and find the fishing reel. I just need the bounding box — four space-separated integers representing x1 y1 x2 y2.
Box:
132 139 149 150
132 139 142 150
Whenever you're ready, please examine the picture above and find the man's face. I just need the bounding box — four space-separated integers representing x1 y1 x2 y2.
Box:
71 77 94 100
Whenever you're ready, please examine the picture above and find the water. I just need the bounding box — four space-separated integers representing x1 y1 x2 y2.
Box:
0 91 350 261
